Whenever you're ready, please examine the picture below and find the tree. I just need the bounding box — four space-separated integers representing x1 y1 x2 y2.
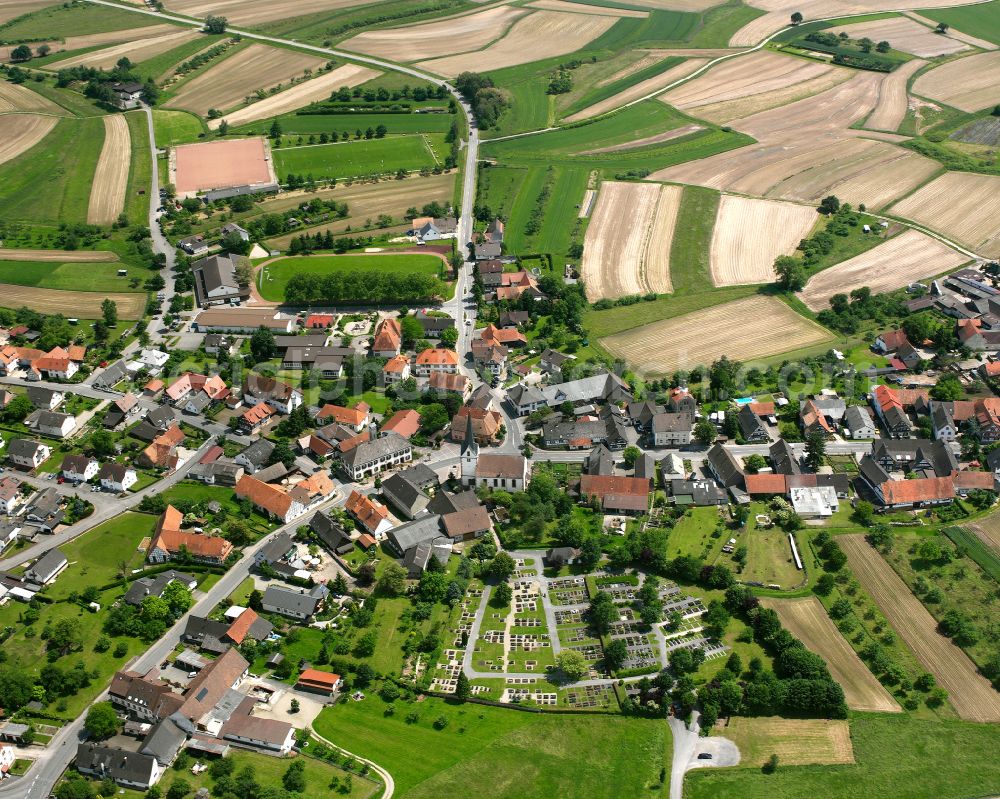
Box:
603 638 628 673
250 326 277 360
290 698 300 713
0 666 35 711
876 40 891 53
745 454 767 474
622 445 641 468
818 195 840 215
930 374 963 401
790 11 803 23
851 500 874 527
167 779 191 799
56 780 96 799
400 315 424 348
774 255 806 291
419 403 449 435
101 298 118 328
282 760 306 792
85 701 119 740
218 120 229 136
377 562 407 596
493 581 512 605
695 418 717 446
762 754 779 774
555 650 588 681
488 551 516 582
10 44 32 61
269 118 283 139
204 15 227 33
805 430 826 470
588 592 617 635
2 393 34 423
440 326 459 348
455 670 470 700
47 618 82 656
935 21 949 33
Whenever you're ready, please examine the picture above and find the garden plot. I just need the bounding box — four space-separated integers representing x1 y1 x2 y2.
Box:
566 59 707 122
863 58 926 133
0 81 65 114
208 64 380 129
659 50 847 124
418 11 616 77
342 5 531 61
761 597 901 713
88 114 131 225
912 50 1000 112
840 534 1000 723
163 0 377 26
799 229 967 312
582 181 680 300
49 28 199 70
717 717 854 766
968 510 1000 554
601 294 831 374
165 44 326 117
0 114 57 167
709 194 816 286
829 17 968 57
890 172 1000 258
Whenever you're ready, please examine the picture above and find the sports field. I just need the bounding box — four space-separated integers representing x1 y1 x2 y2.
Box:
272 136 439 180
713 717 854 766
258 253 443 302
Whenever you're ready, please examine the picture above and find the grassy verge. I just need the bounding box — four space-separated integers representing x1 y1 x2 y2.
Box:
124 109 152 225
152 109 206 148
668 184 719 295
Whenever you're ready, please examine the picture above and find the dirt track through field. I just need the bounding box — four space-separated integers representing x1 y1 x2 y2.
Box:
601 294 830 373
419 10 616 76
718 717 855 765
0 114 57 166
0 248 118 262
343 6 531 61
209 64 380 129
527 0 648 17
762 597 901 712
88 115 131 226
0 0 52 24
0 82 64 115
164 0 376 25
49 28 199 70
891 172 1000 258
800 229 966 311
709 194 816 286
863 58 926 132
582 181 679 300
0 285 145 319
166 43 326 117
830 17 966 57
840 534 1000 723
913 50 1000 113
567 59 706 122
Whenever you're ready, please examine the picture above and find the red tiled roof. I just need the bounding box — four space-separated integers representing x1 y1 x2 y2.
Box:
346 490 388 533
317 404 368 427
373 318 402 352
225 608 261 645
882 477 955 505
235 475 295 518
429 372 468 392
416 347 459 366
305 314 335 328
748 402 775 416
241 401 275 426
383 354 410 373
296 669 340 691
953 471 995 490
382 409 421 438
745 473 787 495
579 474 650 500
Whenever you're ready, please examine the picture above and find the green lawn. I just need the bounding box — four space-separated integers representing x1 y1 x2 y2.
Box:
0 116 105 225
669 184 719 295
273 135 441 180
152 109 206 148
258 253 444 301
476 165 530 227
743 525 804 590
313 694 671 799
251 112 456 137
666 506 723 559
158 481 244 514
687 713 1000 799
0 259 143 292
0 2 164 39
503 165 589 260
921 0 1000 45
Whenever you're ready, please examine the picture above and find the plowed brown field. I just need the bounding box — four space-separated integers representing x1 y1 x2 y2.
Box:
0 285 145 319
864 58 926 132
0 114 57 166
840 535 1000 723
88 115 131 225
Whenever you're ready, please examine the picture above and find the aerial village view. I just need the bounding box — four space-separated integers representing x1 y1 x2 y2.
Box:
0 0 998 796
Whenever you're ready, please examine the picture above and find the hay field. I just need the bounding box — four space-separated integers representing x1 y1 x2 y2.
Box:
659 50 843 123
49 28 199 70
0 285 145 319
582 181 680 300
840 535 1000 723
1 25 180 62
0 0 51 24
0 114 57 167
864 58 926 132
830 17 967 57
891 172 1000 258
761 597 901 712
800 229 967 311
601 295 831 373
716 717 854 766
165 44 326 117
163 0 376 25
903 11 997 51
526 0 648 17
208 64 380 130
87 115 131 225
343 6 531 61
708 195 816 286
913 50 1000 112
418 11 616 77
0 248 117 262
652 72 941 210
567 59 706 122
583 123 703 153
0 81 63 114
627 0 721 8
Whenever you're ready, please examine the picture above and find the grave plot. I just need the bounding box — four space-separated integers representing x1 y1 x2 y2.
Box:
662 596 707 619
550 587 589 605
562 684 616 710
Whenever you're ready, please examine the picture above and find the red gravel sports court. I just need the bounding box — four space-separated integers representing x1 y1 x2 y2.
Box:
171 137 276 195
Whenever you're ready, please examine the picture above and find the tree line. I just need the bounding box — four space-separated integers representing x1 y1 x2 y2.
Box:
284 270 445 305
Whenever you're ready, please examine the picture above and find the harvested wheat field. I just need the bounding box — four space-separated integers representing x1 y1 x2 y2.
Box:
0 285 145 319
602 295 831 373
716 717 854 766
762 597 901 712
0 248 118 262
840 535 1000 723
87 115 131 225
625 0 722 8
166 44 326 117
343 6 530 61
730 0 856 47
913 50 1000 113
903 11 997 51
527 0 648 17
659 50 843 123
0 0 51 24
800 229 966 311
583 124 704 153
891 172 1000 258
0 114 57 167
49 28 199 70
0 81 63 114
567 59 706 122
709 195 816 286
2 26 178 63
967 510 1000 554
864 58 926 132
164 0 376 25
830 17 966 57
582 181 680 300
209 64 380 129
419 11 616 77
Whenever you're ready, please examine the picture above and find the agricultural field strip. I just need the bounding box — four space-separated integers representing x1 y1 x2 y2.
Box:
0 249 118 262
161 0 376 26
88 114 131 225
839 535 1000 724
0 82 66 115
0 24 185 64
828 16 968 57
581 123 704 154
912 49 1000 113
968 511 1000 554
0 285 146 319
902 11 997 51
863 57 926 133
208 64 381 129
799 228 967 312
526 0 649 18
717 716 855 766
761 597 901 713
708 194 816 286
0 114 58 167
566 59 707 122
47 28 201 70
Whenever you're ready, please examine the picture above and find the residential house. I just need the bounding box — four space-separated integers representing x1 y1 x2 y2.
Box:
317 403 370 432
870 385 929 438
234 475 309 524
243 375 302 414
32 346 84 380
27 386 64 410
382 409 421 439
123 571 197 607
859 456 955 509
414 347 459 376
110 80 144 109
668 479 727 506
471 339 508 381
309 511 355 556
26 410 75 439
957 317 1000 350
166 373 228 408
451 406 503 445
6 439 50 470
385 514 444 557
76 744 162 790
372 318 402 357
99 462 138 493
428 371 470 397
707 443 745 489
61 454 98 483
652 412 694 447
146 506 233 564
930 400 975 443
24 487 62 530
339 432 412 480
870 438 957 478
239 401 276 434
873 329 910 354
92 359 128 390
737 403 770 443
402 536 452 576
0 475 25 514
974 397 1000 443
294 669 341 696
769 439 800 474
441 505 492 542
659 452 685 483
383 354 411 383
346 490 393 538
138 424 185 470
203 334 234 355
415 313 454 339
539 349 575 380
627 400 664 433
178 234 208 256
24 547 68 585
234 439 274 474
800 399 835 437
380 472 431 520
506 372 632 416
578 474 650 515
845 405 877 439
790 486 840 519
262 584 327 620
104 394 144 429
541 410 628 450
132 406 175 441
128 349 170 377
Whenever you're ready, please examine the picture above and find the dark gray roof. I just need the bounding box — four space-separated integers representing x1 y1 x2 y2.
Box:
273 334 329 350
737 404 768 441
416 314 454 333
426 489 480 516
27 386 60 408
402 536 451 576
668 479 727 506
652 412 693 434
8 438 46 459
634 453 656 481
845 405 874 431
262 584 326 616
124 570 196 605
238 438 275 468
585 444 616 476
183 615 229 644
859 454 890 489
341 432 410 469
871 438 957 477
25 547 67 583
93 360 128 389
707 443 744 488
380 473 428 515
140 718 187 764
768 439 800 475
309 510 352 553
148 405 175 428
398 463 439 489
256 532 295 565
385 514 443 556
76 744 158 786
